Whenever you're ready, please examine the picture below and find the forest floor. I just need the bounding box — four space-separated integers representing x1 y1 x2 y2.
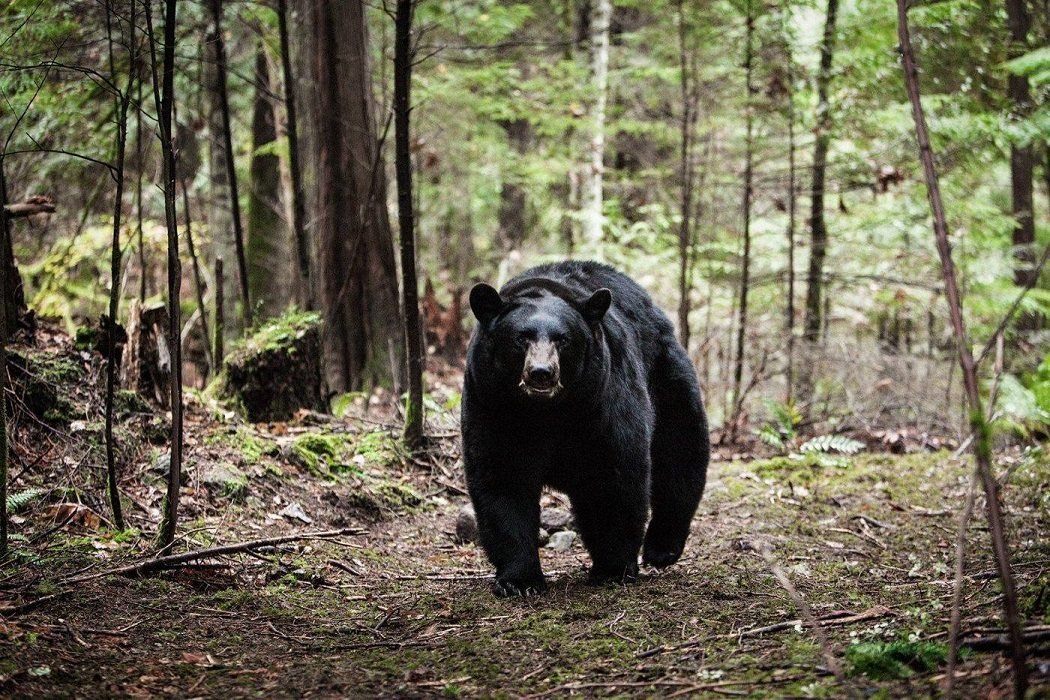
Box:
0 336 1048 698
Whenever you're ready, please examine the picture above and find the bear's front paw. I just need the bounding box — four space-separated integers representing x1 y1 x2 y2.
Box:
493 575 547 598
642 547 683 569
588 561 639 587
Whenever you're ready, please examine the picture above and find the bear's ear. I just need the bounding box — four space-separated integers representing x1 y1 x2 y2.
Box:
581 288 612 325
469 283 505 324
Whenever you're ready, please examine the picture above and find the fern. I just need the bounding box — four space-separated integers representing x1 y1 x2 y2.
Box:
756 425 785 450
6 487 46 514
799 435 866 455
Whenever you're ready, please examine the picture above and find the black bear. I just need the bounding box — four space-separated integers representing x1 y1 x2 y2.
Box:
462 260 709 596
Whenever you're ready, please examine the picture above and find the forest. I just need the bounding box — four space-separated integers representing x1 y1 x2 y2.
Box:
0 0 1048 696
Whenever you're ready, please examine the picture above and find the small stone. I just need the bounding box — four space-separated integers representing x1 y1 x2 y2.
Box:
151 452 188 485
546 530 576 552
455 503 479 544
279 501 313 524
201 463 249 501
537 528 550 547
540 507 573 533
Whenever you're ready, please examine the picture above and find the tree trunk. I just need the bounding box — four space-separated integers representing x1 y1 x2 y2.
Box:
297 0 405 394
498 118 532 253
205 20 236 340
580 0 611 244
729 0 755 442
1005 0 1035 290
146 0 184 549
395 0 424 450
103 0 136 531
784 22 797 405
801 0 838 403
896 4 1027 696
246 43 289 320
277 0 311 308
676 0 699 350
208 0 251 325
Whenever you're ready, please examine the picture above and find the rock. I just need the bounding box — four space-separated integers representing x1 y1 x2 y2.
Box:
201 463 249 501
546 530 576 552
540 507 573 533
151 452 189 486
456 503 479 544
279 501 313 524
538 528 550 547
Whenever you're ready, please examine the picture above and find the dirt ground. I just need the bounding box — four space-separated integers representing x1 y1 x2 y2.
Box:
0 340 1048 698
2 441 1048 696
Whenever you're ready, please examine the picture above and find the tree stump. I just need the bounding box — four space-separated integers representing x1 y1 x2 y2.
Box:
221 311 325 422
121 300 171 407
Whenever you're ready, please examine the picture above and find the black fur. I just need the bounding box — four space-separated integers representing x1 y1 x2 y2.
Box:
462 261 709 596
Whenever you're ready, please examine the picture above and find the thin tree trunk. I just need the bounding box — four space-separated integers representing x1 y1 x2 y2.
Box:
497 119 531 253
1005 0 1035 290
103 0 136 531
676 0 699 350
801 0 838 405
729 0 755 441
784 27 797 405
0 165 8 558
208 0 251 324
276 0 311 307
180 175 213 376
136 57 147 303
580 0 611 244
896 5 1027 696
214 257 224 367
395 0 424 451
147 0 184 549
246 43 288 319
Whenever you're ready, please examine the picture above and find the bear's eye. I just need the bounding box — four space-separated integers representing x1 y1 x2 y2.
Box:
551 333 567 347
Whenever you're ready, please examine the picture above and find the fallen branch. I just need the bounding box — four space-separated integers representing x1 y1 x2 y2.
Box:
2 199 55 217
635 606 891 660
959 627 1050 652
62 527 366 583
758 543 844 680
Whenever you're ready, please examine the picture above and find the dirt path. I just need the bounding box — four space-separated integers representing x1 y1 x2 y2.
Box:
1 439 1047 697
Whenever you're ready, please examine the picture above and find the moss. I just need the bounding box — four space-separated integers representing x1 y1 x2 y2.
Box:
206 428 272 466
845 641 960 680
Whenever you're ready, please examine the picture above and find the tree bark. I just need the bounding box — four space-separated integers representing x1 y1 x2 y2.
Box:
1005 0 1035 289
729 0 755 442
146 0 184 549
580 0 611 244
395 0 424 451
676 0 699 350
801 0 838 404
299 0 405 393
497 118 532 253
246 43 289 320
784 22 797 405
896 4 1027 696
276 0 311 308
103 0 136 531
208 0 251 325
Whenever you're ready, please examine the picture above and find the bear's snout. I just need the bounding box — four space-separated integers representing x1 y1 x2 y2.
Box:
520 339 562 397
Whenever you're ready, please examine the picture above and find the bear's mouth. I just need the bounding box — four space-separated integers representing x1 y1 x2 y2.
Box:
519 377 563 398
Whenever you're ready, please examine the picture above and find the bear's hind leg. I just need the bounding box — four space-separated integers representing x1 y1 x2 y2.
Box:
643 342 710 568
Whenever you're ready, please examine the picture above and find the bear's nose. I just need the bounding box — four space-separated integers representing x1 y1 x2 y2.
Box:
528 366 555 386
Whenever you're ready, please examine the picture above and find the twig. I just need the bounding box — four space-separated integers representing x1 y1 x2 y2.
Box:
946 458 980 696
62 528 364 583
0 590 71 616
757 543 843 680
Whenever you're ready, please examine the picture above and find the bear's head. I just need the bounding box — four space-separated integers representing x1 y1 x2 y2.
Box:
468 282 611 401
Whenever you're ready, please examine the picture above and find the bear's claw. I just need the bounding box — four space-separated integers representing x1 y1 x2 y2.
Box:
493 576 547 598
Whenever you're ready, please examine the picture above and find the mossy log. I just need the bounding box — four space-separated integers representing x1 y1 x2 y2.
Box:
221 311 325 422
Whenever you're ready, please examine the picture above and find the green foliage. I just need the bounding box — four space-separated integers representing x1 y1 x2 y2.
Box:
799 435 866 456
995 353 1050 437
845 641 961 680
6 487 46 514
229 308 322 359
755 400 803 453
